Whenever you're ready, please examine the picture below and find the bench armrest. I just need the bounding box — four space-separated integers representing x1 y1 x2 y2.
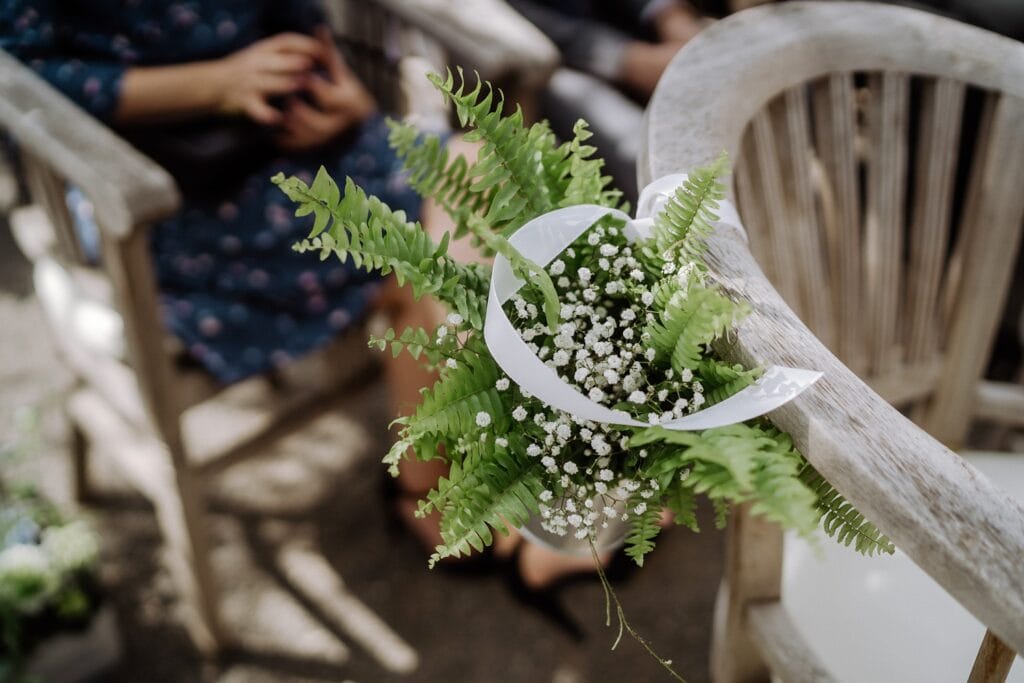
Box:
0 50 180 238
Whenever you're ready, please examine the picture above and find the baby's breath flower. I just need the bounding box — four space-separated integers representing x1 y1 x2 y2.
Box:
578 267 592 283
539 490 553 502
588 387 605 402
599 244 619 257
634 502 648 515
549 259 566 275
495 378 510 391
436 326 448 339
475 411 492 428
446 358 458 369
598 468 614 481
563 461 579 474
641 291 655 306
495 437 509 448
512 406 528 421
541 455 556 469
628 390 646 404
527 443 542 457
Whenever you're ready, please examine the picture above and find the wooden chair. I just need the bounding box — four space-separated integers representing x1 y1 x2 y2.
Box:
0 0 556 657
640 2 1024 681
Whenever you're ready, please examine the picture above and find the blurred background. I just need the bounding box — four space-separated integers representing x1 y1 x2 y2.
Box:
1 0 1022 681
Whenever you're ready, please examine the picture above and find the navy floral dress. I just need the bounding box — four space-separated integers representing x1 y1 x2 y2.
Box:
1 0 421 383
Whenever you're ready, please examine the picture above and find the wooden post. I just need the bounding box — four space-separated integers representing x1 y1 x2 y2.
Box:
711 503 783 683
967 630 1017 683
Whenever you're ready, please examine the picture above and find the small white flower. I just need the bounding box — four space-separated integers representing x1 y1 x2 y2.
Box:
578 267 592 283
495 437 509 448
583 288 597 302
549 259 566 275
541 455 556 468
539 490 554 502
573 367 590 382
595 481 608 494
527 443 542 457
553 350 571 366
603 505 618 518
557 276 570 288
446 312 463 326
623 328 634 340
574 529 589 539
628 390 646 404
621 309 636 322
657 389 669 402
599 244 619 257
662 261 677 274
556 423 572 440
495 378 510 391
641 291 655 306
681 368 694 382
630 268 645 282
446 358 458 369
475 411 492 428
436 326 448 339
598 469 614 481
512 406 528 422
634 503 648 515
598 258 610 271
567 514 583 528
645 348 657 361
563 461 578 474
588 387 605 402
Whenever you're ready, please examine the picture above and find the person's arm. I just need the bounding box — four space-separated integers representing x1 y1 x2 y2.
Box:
116 32 322 125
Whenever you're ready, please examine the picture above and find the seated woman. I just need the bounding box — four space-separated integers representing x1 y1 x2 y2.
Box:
1 0 619 635
2 0 411 384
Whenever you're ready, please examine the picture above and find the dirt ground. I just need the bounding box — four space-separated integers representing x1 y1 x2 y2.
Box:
0 220 724 683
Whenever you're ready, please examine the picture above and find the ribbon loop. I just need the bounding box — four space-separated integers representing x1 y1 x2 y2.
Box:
483 175 818 431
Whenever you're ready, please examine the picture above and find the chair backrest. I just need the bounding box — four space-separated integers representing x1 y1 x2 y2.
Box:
644 1 1024 448
640 1 1024 677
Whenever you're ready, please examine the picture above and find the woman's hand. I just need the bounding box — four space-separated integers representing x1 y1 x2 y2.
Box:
216 32 323 125
275 27 377 151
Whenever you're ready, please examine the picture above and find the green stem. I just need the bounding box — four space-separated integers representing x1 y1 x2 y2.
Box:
589 541 687 682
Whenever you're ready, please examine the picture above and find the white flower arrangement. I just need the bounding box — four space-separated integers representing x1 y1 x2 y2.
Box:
275 71 894 678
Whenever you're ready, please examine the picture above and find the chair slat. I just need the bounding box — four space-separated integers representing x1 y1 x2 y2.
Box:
926 93 1024 445
864 72 910 375
734 132 774 276
751 108 803 311
783 86 834 349
812 73 865 374
905 77 966 364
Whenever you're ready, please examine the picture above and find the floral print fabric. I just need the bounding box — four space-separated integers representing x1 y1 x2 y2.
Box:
1 0 420 383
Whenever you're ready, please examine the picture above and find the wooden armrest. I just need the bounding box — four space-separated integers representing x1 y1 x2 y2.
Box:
0 50 179 238
369 0 559 87
642 2 1024 653
702 225 1024 654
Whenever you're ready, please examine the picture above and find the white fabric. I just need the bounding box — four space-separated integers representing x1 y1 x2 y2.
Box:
482 175 820 431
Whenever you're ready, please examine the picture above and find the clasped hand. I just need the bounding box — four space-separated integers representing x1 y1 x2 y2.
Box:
217 26 376 151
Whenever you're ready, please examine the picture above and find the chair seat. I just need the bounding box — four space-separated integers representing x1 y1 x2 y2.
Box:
782 452 1024 682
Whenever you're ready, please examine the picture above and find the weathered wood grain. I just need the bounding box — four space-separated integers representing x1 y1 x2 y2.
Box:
641 0 1024 661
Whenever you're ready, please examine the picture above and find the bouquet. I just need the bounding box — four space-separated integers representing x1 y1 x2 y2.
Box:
274 71 892 676
0 487 101 680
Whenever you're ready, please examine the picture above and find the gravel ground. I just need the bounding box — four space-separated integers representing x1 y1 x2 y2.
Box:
0 218 724 683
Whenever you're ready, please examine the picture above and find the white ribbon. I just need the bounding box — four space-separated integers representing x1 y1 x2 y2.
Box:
483 174 821 431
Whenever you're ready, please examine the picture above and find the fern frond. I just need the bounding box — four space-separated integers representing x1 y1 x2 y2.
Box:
697 359 762 406
800 465 895 555
387 119 492 239
273 169 490 329
408 352 507 439
624 501 662 566
430 447 545 565
429 70 558 230
560 119 624 210
649 153 728 263
664 477 699 532
646 283 743 372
